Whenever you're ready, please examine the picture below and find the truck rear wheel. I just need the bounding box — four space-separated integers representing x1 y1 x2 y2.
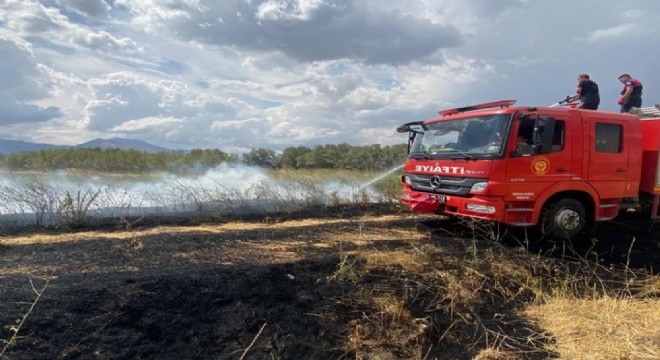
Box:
541 198 586 240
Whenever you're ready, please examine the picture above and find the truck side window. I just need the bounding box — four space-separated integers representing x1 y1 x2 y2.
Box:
516 117 535 154
550 120 565 152
516 117 564 154
595 123 623 153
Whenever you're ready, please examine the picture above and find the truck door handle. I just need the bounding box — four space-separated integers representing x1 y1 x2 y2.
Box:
616 168 626 173
555 167 568 173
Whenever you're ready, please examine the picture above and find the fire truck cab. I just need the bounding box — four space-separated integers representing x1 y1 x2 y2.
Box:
397 100 660 239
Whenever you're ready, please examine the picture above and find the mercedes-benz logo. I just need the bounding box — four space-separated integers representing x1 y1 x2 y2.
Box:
430 175 442 188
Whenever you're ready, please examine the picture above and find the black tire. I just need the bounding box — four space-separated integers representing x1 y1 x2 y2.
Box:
541 198 587 240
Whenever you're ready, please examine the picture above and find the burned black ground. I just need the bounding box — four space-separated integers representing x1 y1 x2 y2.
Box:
1 206 657 360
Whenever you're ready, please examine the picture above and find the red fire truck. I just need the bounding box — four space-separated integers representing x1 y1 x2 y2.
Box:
396 100 660 239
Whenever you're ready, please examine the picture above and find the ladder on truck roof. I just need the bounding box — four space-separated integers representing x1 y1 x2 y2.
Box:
634 105 660 119
438 100 516 116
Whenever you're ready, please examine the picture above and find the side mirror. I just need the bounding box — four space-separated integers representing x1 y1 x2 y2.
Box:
397 121 425 153
397 120 425 133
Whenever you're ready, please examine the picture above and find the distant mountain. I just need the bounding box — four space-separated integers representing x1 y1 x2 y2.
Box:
0 138 171 154
0 139 66 154
74 138 171 153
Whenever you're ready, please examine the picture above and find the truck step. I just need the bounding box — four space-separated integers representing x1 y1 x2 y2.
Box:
598 204 619 209
597 215 618 221
509 221 535 226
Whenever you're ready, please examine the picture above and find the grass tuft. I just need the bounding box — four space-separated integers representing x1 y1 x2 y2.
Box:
525 296 660 360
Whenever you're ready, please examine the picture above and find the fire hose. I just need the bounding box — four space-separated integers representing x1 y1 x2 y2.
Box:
548 95 581 108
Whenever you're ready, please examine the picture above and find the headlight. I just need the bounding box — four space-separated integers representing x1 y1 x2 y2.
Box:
466 204 496 214
470 182 488 193
402 176 412 185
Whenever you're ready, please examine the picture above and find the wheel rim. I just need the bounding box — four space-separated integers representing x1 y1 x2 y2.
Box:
554 207 581 231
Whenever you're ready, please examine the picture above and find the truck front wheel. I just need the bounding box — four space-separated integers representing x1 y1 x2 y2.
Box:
541 198 586 240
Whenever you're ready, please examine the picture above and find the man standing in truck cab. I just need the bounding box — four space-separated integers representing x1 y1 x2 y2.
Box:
575 74 600 110
617 73 643 113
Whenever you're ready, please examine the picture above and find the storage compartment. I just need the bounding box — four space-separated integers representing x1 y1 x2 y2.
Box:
639 117 660 193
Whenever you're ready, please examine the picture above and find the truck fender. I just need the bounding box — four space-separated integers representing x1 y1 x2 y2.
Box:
529 181 600 225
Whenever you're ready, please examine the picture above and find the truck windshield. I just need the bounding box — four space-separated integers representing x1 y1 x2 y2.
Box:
409 114 510 159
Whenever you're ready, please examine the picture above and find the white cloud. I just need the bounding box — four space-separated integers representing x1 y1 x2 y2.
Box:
255 0 327 21
338 87 391 112
0 0 659 151
110 116 184 132
357 127 401 147
71 28 140 52
584 24 635 42
56 0 110 18
0 0 69 34
85 72 240 131
0 0 140 54
0 35 64 125
581 9 660 42
116 0 463 65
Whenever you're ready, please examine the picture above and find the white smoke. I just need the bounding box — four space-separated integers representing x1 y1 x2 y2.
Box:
0 163 391 226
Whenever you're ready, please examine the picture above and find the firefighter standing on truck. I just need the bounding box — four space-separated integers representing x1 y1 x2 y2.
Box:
617 73 643 113
575 74 600 110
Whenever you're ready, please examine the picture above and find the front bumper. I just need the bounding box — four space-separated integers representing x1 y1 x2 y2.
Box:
402 188 506 222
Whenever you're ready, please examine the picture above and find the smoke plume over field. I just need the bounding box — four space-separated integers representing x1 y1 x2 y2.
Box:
0 164 394 227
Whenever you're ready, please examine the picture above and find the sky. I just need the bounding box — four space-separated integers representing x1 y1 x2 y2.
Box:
0 0 659 152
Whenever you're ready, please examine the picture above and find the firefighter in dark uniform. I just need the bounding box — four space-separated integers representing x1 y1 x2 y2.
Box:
617 74 643 113
575 74 600 110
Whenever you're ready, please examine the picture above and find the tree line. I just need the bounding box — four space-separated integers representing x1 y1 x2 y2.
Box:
0 148 235 174
0 144 407 173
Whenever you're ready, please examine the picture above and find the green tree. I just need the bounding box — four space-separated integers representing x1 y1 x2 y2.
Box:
278 146 311 169
242 148 280 168
0 143 407 173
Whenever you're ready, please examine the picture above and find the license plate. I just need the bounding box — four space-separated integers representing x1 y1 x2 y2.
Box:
431 195 447 203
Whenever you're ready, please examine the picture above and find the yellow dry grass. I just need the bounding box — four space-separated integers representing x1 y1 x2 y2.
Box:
320 229 427 247
633 275 660 297
373 295 411 322
0 215 412 246
524 296 660 360
358 248 430 273
267 168 377 182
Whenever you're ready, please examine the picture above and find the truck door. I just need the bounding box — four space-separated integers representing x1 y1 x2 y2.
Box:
587 119 628 199
505 112 577 201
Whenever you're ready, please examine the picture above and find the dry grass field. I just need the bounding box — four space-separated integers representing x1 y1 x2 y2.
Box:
1 205 659 359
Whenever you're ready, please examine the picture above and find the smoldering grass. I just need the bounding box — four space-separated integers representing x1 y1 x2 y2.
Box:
0 168 393 228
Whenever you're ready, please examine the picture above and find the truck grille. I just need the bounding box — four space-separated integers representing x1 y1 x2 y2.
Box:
405 173 487 196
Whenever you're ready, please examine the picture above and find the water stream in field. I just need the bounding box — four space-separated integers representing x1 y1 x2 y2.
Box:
358 163 404 190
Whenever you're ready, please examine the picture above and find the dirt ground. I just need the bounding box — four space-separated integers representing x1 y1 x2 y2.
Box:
1 205 658 360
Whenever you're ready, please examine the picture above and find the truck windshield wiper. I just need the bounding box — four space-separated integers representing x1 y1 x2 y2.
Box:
450 150 476 160
410 152 432 159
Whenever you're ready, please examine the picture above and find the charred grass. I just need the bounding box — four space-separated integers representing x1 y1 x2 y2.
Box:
0 205 659 359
